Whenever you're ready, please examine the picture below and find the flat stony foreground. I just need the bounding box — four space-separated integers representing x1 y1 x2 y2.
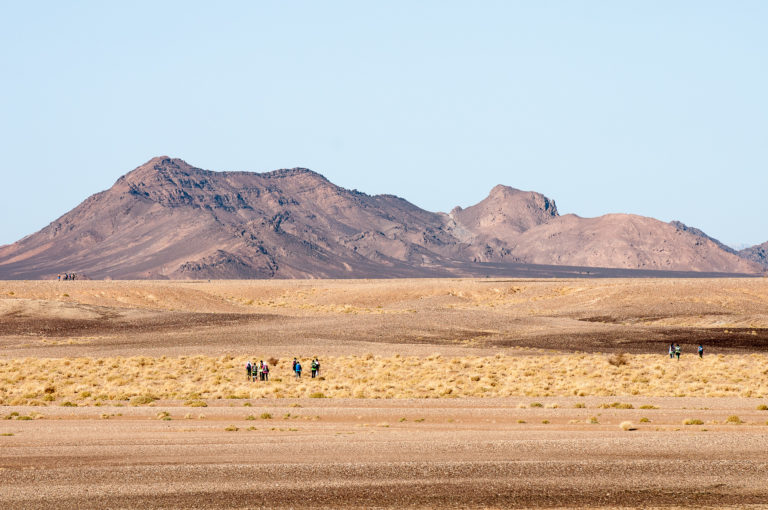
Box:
1 278 768 508
2 397 768 509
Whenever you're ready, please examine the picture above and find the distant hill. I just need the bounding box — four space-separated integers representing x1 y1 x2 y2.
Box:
0 157 761 279
739 241 768 270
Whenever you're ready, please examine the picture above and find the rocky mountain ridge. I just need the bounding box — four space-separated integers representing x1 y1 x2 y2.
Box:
0 157 762 279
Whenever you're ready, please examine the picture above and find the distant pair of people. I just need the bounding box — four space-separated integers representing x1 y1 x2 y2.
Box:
291 357 320 378
246 360 269 381
57 273 77 281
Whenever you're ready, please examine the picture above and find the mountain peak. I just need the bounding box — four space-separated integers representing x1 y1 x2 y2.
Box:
488 184 524 197
450 185 559 238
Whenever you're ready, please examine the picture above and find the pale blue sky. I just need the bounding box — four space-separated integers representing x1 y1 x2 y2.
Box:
1 1 766 248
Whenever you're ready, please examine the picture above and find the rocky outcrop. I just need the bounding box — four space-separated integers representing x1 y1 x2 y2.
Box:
739 241 768 270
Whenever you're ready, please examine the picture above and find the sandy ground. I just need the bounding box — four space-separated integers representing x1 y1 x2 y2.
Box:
1 278 767 358
1 279 768 508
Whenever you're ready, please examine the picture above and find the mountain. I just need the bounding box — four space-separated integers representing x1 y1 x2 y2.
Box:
0 157 761 279
739 241 768 270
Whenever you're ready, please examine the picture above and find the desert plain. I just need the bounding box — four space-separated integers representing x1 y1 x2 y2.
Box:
1 277 768 509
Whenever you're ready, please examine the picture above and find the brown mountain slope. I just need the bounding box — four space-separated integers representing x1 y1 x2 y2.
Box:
505 214 759 272
0 157 761 279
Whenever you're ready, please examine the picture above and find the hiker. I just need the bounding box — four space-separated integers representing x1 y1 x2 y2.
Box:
295 360 302 378
251 361 258 382
698 344 704 358
674 344 681 360
668 344 674 359
311 358 319 378
262 362 269 381
246 360 252 381
292 357 298 372
259 360 266 381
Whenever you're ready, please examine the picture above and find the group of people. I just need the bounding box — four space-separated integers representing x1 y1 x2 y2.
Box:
291 357 321 378
668 343 704 360
57 273 78 280
245 358 321 381
246 360 270 381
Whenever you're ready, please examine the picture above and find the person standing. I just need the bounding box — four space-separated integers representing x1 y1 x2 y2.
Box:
246 360 252 381
697 344 704 358
311 358 319 378
674 344 681 360
262 362 269 382
295 360 302 378
668 344 674 359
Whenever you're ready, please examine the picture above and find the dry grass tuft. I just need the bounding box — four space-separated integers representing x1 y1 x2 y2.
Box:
725 415 743 424
683 418 704 425
619 421 634 431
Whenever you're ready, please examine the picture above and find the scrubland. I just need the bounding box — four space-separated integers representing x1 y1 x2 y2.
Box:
2 352 768 406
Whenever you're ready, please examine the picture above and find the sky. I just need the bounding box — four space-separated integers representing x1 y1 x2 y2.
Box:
1 1 766 248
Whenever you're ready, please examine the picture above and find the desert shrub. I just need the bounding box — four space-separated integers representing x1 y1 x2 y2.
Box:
529 402 543 408
608 353 629 367
309 392 325 399
60 401 76 407
600 402 634 409
260 412 272 419
574 403 586 408
619 421 634 431
639 405 658 409
587 416 599 424
639 417 650 423
725 415 743 424
224 425 239 431
683 418 704 425
130 395 157 406
268 357 279 366
757 404 768 411
44 386 56 394
541 420 550 424
246 415 255 421
184 400 208 407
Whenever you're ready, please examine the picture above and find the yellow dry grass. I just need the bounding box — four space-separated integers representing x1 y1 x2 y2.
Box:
1 352 767 405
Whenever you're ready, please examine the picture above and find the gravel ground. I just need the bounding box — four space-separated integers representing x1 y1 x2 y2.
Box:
2 397 768 509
